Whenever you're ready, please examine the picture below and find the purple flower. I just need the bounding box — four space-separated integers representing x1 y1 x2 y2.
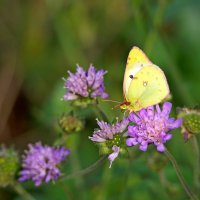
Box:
63 65 108 102
19 142 70 186
126 102 182 152
89 117 129 168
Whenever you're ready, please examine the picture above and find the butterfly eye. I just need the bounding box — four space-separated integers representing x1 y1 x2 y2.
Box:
129 75 133 79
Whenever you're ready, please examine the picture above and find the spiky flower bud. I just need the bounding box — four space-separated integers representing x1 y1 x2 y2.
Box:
0 146 19 187
177 107 200 141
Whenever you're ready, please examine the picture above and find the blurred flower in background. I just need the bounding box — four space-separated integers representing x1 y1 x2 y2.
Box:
19 142 70 186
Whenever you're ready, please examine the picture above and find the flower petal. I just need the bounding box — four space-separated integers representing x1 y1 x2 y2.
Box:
108 145 120 168
139 142 148 151
126 138 138 146
156 144 165 152
63 93 78 100
161 102 172 117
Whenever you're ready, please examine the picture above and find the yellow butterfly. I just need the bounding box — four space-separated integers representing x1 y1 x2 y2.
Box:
120 46 170 112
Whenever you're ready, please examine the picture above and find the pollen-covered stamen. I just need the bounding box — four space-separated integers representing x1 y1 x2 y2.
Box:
106 134 124 148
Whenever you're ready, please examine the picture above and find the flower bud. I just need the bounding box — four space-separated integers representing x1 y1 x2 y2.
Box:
177 107 200 141
59 115 84 134
0 146 19 187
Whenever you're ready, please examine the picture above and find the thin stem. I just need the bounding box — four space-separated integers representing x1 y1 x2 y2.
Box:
192 136 200 194
165 148 198 200
11 182 36 200
59 155 107 181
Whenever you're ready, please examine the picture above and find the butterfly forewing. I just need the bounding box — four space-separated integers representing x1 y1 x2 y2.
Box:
126 65 170 111
123 46 152 99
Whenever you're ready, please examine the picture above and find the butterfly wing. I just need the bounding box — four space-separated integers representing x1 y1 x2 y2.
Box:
126 64 170 112
123 46 152 99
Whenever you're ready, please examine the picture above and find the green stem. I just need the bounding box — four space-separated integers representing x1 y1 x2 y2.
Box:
165 148 198 200
59 155 107 181
192 136 200 194
11 182 36 200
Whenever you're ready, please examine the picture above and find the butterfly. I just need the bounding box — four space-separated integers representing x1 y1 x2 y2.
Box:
120 46 170 112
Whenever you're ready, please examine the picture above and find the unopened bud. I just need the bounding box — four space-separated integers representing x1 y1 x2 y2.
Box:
177 107 200 141
59 115 84 134
0 146 19 187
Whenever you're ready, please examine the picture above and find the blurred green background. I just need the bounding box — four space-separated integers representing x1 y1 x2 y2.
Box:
0 0 200 199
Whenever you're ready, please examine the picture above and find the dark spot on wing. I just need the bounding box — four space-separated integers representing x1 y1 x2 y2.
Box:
143 81 148 87
129 75 133 79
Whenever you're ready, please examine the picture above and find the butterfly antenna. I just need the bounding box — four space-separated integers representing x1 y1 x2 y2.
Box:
101 99 123 110
112 103 124 110
101 99 121 104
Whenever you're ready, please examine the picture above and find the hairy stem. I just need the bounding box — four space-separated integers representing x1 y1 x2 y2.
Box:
192 136 200 194
59 155 107 181
11 182 36 200
165 148 198 200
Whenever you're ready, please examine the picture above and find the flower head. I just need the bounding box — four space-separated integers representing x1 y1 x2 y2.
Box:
126 102 182 152
89 117 129 167
63 65 108 106
19 142 70 186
